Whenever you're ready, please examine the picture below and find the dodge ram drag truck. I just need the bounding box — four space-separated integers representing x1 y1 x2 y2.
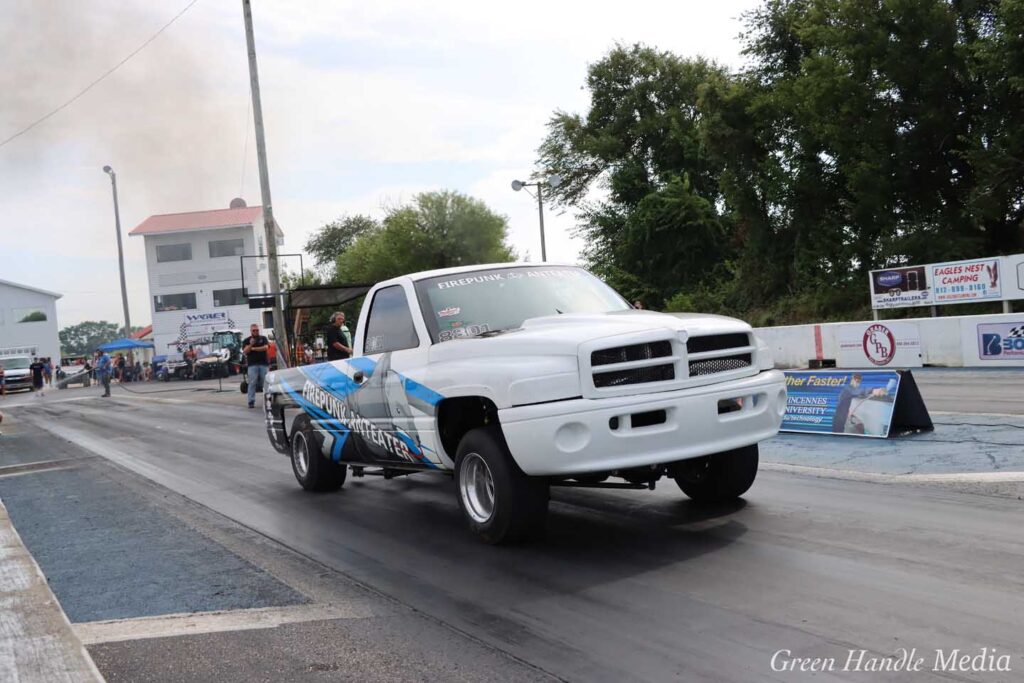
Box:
264 264 787 543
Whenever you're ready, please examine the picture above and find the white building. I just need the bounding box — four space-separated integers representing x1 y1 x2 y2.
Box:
0 278 62 362
129 199 282 358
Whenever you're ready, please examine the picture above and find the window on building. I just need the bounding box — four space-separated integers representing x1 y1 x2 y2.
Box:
209 238 245 258
154 292 197 312
362 286 419 354
213 288 247 307
14 307 47 323
156 243 192 262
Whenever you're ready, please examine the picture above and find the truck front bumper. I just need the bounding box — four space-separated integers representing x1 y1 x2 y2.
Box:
499 370 787 476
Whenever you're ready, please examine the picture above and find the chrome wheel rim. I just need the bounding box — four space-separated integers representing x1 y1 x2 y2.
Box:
459 452 495 524
293 431 310 478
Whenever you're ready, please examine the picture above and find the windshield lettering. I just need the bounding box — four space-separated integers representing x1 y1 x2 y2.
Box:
416 266 629 344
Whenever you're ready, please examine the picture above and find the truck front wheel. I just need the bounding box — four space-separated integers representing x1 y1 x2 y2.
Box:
290 416 346 492
669 444 759 503
455 427 549 544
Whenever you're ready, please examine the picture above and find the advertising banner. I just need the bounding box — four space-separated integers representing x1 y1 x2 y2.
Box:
1003 253 1024 301
781 371 901 437
930 257 1002 304
781 370 933 438
173 311 235 351
976 321 1024 361
869 266 932 309
837 322 923 368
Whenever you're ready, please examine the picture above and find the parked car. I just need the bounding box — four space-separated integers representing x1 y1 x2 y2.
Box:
0 356 35 393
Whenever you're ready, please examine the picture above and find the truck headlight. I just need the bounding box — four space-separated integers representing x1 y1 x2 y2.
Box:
508 372 581 407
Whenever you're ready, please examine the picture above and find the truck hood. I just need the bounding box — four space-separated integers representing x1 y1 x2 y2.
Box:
429 310 752 362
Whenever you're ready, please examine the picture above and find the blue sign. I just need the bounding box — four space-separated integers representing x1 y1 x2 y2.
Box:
877 271 903 287
781 371 901 438
977 322 1024 360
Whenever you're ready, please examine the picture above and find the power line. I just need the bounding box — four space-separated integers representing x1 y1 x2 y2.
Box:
0 0 202 150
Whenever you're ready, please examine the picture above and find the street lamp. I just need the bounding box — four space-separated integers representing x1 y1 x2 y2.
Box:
511 173 562 262
102 165 132 336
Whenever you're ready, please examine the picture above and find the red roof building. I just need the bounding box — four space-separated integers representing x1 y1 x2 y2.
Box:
128 199 283 356
128 205 277 237
130 325 153 340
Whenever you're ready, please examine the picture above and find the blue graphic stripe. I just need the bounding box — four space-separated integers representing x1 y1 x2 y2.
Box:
347 356 378 377
402 377 444 407
279 377 351 461
299 362 361 398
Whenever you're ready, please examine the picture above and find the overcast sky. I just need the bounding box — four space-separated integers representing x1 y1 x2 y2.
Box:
0 0 758 328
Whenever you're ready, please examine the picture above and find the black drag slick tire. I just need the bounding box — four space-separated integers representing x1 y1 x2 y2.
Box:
290 415 346 492
669 444 759 503
455 427 549 544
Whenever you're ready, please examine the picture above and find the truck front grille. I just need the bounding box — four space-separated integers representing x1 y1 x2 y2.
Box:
686 333 750 354
591 340 672 366
689 353 752 376
593 364 675 388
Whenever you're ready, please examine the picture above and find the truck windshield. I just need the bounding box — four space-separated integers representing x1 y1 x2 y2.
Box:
415 266 630 343
1 357 31 369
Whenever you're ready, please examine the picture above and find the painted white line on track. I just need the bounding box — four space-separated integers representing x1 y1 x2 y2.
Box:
763 461 1024 484
0 463 76 479
74 602 376 645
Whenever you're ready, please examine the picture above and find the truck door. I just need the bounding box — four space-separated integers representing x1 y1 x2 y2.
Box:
348 283 440 469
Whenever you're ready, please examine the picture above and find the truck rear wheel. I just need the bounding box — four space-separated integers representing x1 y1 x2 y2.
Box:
455 427 548 544
669 444 759 503
290 416 346 492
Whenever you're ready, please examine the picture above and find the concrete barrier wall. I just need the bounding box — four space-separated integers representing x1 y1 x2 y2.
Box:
753 313 1024 368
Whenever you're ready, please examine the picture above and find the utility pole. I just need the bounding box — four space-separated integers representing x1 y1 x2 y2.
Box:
536 183 547 262
511 174 561 262
102 166 132 335
242 0 289 367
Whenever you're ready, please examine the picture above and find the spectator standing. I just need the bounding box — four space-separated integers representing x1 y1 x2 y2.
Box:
325 312 352 361
243 323 271 409
0 363 5 397
95 350 113 397
29 357 46 397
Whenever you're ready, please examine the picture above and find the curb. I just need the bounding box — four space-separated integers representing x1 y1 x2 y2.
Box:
0 499 106 682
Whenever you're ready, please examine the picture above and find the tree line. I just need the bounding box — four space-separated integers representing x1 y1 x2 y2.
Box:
539 0 1023 324
305 0 1022 325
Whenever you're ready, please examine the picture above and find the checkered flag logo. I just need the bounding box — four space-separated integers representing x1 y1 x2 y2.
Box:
175 321 189 351
1009 325 1024 338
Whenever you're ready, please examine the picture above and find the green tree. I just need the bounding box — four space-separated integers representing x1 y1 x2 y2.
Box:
538 45 735 308
539 1 1024 324
59 321 120 356
335 191 516 283
304 215 379 272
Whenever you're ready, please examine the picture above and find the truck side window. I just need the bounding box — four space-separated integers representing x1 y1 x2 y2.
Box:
363 285 420 354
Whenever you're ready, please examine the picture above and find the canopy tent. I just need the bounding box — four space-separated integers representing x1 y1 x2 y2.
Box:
96 338 155 352
287 283 375 310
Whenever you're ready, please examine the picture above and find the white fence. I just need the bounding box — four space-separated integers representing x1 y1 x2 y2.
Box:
754 313 1024 368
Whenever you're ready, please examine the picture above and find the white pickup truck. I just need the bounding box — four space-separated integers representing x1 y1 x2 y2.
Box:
264 263 787 543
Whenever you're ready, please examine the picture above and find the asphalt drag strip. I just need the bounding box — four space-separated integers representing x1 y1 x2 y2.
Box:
0 416 554 682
